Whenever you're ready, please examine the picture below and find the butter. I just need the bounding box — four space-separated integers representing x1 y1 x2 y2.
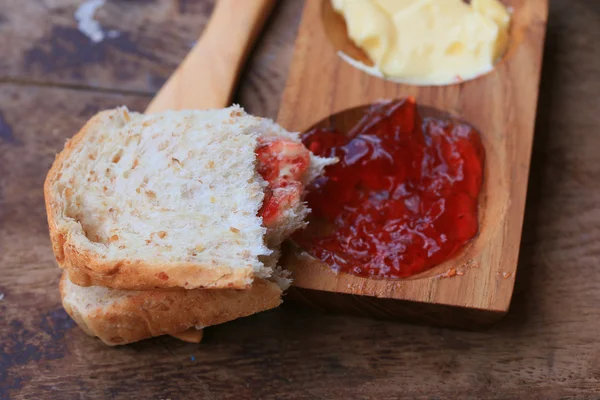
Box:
332 0 511 85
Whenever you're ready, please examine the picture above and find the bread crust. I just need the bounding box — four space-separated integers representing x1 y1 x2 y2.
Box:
60 256 254 290
59 273 282 346
44 110 257 291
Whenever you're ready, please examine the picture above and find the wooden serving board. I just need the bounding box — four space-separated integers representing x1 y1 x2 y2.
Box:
277 0 549 326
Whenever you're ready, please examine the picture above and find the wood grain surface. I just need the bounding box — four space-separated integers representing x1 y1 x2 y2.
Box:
1 0 600 399
278 0 547 323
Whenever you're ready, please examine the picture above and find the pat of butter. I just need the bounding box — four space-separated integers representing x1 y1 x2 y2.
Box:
332 0 511 85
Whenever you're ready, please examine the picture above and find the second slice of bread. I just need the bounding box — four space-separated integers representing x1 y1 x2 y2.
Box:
60 272 283 346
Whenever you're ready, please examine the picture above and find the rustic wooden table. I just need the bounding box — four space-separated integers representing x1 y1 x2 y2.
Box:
1 1 599 399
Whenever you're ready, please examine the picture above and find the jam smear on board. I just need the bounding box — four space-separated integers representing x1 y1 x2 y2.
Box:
296 98 485 278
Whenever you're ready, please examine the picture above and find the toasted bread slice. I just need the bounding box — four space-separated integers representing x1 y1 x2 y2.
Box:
45 106 334 291
60 272 283 346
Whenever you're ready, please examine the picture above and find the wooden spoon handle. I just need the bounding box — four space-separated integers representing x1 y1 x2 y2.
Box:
146 0 276 113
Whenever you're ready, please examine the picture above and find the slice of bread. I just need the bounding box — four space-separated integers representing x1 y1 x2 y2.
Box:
60 272 284 346
45 106 334 291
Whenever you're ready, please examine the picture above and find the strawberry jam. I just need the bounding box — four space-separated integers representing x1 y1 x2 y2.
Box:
296 98 485 278
256 139 310 228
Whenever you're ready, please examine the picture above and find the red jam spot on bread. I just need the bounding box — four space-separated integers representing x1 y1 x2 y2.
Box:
256 139 310 227
296 98 485 279
157 272 169 281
